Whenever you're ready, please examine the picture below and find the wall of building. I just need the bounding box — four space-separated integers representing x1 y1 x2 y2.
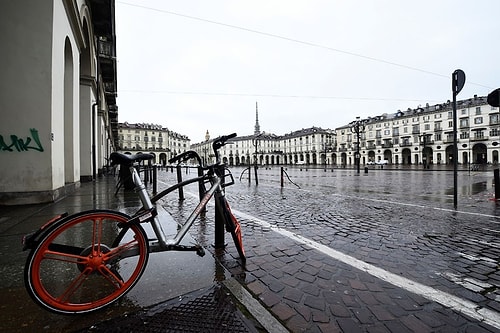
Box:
0 1 117 204
0 1 60 202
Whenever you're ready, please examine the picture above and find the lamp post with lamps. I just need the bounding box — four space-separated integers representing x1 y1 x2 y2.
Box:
419 133 432 169
350 117 365 174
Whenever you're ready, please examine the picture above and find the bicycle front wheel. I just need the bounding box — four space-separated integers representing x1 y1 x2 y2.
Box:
24 210 149 314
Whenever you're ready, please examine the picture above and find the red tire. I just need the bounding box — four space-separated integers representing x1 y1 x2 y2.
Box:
24 210 149 314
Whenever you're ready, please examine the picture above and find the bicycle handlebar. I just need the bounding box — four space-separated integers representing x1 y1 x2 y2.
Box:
168 150 202 165
213 133 237 162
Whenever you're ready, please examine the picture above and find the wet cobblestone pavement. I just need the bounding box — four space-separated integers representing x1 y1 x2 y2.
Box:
1 165 499 332
160 166 500 332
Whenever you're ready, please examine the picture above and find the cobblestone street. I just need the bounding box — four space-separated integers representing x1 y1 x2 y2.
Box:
160 166 500 332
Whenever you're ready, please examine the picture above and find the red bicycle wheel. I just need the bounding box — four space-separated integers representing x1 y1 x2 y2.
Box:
24 210 149 314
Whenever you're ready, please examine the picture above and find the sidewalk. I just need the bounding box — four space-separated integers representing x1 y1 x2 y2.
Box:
0 175 268 333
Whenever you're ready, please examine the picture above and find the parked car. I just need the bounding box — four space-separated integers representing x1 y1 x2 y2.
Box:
376 160 389 165
367 161 375 165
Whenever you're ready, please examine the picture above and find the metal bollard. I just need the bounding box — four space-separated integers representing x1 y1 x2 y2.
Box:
143 165 149 186
495 169 500 200
198 166 206 216
281 167 284 187
153 165 157 194
214 199 225 249
176 165 184 201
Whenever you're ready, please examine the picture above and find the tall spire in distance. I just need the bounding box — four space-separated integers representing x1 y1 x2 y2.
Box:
254 101 261 135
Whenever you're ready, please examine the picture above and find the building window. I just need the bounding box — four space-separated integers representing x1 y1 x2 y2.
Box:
459 118 469 128
474 117 483 124
490 114 500 125
476 107 481 115
434 122 441 130
460 132 469 139
435 133 441 141
490 128 500 136
424 124 430 131
461 109 467 115
474 130 484 139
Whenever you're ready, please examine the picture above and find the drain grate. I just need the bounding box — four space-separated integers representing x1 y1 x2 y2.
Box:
83 285 259 333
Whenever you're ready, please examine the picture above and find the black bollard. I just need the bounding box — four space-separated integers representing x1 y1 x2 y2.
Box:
495 169 500 201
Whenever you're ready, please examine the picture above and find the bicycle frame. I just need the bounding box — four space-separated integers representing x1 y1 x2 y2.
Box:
22 133 244 315
130 163 227 253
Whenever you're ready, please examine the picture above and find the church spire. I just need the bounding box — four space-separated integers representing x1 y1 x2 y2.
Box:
254 101 261 135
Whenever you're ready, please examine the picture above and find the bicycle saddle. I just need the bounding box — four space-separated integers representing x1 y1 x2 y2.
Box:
110 152 154 166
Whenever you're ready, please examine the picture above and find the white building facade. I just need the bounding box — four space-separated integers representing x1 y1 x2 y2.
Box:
190 127 336 166
336 95 499 167
0 0 119 204
117 122 190 165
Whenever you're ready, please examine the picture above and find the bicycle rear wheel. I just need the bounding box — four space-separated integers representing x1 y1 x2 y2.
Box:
24 210 149 314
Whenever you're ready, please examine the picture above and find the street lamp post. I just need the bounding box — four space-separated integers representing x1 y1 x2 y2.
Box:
350 117 365 174
419 133 431 169
252 133 263 185
323 134 331 171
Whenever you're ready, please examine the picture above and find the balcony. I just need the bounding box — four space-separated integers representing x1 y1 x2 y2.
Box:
471 135 488 141
399 142 412 147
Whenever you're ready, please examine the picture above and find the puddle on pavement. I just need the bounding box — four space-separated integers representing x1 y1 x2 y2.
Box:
0 206 229 333
444 181 488 196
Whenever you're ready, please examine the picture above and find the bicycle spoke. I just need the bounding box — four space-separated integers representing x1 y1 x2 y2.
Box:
104 238 140 262
42 249 87 265
98 265 124 289
57 267 92 303
91 217 104 255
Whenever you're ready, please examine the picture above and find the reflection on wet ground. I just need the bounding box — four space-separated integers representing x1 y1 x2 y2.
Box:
233 166 497 209
0 178 220 333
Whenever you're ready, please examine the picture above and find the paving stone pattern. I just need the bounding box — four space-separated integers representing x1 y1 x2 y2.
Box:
159 167 500 333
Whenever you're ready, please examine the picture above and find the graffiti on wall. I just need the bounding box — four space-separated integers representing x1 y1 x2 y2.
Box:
0 128 44 152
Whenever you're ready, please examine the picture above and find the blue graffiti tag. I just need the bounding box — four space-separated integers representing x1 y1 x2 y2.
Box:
0 128 44 152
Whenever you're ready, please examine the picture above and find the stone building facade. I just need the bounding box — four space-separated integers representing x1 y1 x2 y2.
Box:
117 122 190 165
336 95 499 167
191 127 336 167
0 0 119 204
190 95 498 168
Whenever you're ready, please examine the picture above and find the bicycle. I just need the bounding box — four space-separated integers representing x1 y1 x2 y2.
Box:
22 133 245 314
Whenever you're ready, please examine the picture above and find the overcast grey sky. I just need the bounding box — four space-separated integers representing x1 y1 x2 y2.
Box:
115 0 500 143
